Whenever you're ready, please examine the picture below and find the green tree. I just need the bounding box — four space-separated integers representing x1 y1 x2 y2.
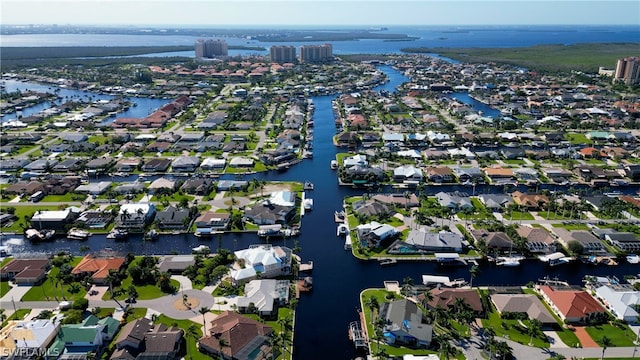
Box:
599 335 612 360
469 264 480 288
186 324 200 360
199 306 209 334
365 295 379 324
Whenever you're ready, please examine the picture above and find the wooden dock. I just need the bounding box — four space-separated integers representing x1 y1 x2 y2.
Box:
299 261 313 272
296 276 313 299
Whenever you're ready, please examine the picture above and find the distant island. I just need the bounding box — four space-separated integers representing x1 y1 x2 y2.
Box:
1 24 415 42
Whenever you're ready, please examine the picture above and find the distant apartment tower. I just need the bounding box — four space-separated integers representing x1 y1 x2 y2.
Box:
195 39 228 58
299 43 333 63
614 57 640 85
270 45 297 63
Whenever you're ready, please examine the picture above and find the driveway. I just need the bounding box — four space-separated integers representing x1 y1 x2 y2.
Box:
573 326 600 347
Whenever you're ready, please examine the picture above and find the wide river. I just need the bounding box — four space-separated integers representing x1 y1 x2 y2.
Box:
3 65 640 359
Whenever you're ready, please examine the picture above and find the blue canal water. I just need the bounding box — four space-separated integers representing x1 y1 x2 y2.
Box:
1 80 171 122
4 65 640 359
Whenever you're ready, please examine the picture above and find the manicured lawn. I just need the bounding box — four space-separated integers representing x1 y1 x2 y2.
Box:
584 323 637 347
503 159 525 165
503 210 535 221
0 281 12 298
481 312 550 348
551 223 590 231
360 289 439 357
41 193 86 202
1 205 60 232
21 257 87 301
537 211 582 220
522 289 581 347
103 275 179 301
565 133 592 145
95 307 116 318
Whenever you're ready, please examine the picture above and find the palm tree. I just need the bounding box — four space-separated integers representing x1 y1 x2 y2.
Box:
277 315 293 335
420 290 434 310
199 307 209 334
218 338 230 360
438 333 456 359
528 319 542 346
469 264 480 288
364 296 379 324
401 276 414 297
186 324 199 360
599 335 612 360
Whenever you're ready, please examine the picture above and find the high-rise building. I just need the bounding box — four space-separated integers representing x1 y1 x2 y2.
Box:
270 46 297 63
614 57 640 85
195 39 228 59
299 43 333 63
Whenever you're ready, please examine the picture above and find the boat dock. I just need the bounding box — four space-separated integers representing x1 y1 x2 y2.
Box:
299 261 313 272
296 276 313 299
348 310 368 351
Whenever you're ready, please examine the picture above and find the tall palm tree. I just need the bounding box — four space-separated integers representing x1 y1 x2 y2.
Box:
364 296 379 324
528 319 542 346
438 333 456 359
599 335 612 360
199 307 209 335
218 338 230 360
186 324 199 360
469 264 480 288
401 276 414 297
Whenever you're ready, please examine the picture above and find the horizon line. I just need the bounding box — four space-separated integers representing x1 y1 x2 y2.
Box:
2 23 638 27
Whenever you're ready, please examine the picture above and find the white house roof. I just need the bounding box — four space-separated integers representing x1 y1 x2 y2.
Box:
343 154 367 167
31 209 71 222
119 203 153 216
394 165 423 178
11 319 57 348
396 150 422 159
201 158 226 167
595 285 639 321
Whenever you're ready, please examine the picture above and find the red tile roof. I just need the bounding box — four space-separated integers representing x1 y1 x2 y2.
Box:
539 285 605 319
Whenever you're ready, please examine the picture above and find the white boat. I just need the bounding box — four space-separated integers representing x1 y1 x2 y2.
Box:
144 229 158 240
106 228 129 240
337 224 349 237
303 181 314 190
330 160 338 170
627 254 640 264
303 198 314 210
496 257 521 267
67 228 90 240
192 244 210 253
25 229 56 241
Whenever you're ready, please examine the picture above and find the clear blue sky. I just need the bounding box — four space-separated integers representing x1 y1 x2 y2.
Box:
2 0 639 26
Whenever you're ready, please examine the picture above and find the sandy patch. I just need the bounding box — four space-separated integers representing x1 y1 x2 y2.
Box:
174 297 200 311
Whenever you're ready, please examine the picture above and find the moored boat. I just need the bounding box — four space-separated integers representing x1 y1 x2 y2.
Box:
337 224 349 237
330 160 338 170
627 254 639 264
303 181 314 190
25 228 56 242
106 228 129 240
67 228 90 240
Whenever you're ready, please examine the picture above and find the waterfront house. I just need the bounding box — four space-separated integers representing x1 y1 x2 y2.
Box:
200 157 226 170
30 208 78 231
198 311 273 360
435 191 473 211
470 229 513 251
244 202 295 225
452 167 484 183
0 258 50 285
114 158 141 172
155 206 191 230
393 165 423 182
181 178 213 195
537 285 606 324
424 288 484 314
147 177 177 194
118 203 156 229
76 210 113 230
216 180 248 191
483 167 514 184
230 245 292 283
511 191 549 210
235 279 290 318
0 159 29 171
400 229 463 253
113 182 145 195
24 158 58 172
352 199 391 218
228 157 254 168
379 299 432 348
425 166 454 183
371 193 420 208
478 194 512 211
72 254 126 285
551 229 606 254
603 232 640 252
356 221 398 248
195 211 231 234
52 158 84 172
171 156 200 172
141 158 172 172
343 154 368 167
491 294 556 325
516 225 556 253
85 158 113 174
593 283 639 323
